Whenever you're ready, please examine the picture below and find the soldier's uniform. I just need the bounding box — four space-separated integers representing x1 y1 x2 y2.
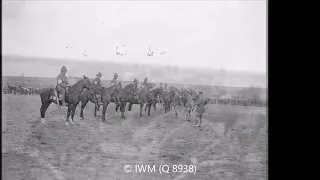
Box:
157 82 163 104
110 73 119 105
55 66 68 107
93 72 103 105
164 83 168 92
140 77 148 91
194 92 205 127
133 78 138 93
172 91 182 119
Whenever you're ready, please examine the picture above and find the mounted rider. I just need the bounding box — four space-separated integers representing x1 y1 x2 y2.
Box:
164 83 168 92
92 72 103 106
140 77 148 91
110 72 119 105
54 66 69 107
157 82 164 102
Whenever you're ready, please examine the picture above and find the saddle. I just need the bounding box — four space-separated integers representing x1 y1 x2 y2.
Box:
56 86 69 98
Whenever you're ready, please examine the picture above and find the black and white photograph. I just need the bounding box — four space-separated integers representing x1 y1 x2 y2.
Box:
2 0 267 179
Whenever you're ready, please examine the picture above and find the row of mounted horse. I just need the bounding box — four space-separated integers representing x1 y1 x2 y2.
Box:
39 76 208 126
2 85 41 95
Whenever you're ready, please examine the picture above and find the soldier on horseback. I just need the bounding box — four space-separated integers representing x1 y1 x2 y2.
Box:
164 83 168 92
93 72 103 106
110 72 119 105
54 66 69 107
140 77 148 91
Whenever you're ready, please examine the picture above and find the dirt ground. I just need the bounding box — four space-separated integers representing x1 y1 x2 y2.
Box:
2 94 267 180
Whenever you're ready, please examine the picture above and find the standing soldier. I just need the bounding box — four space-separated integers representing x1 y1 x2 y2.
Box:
93 72 103 106
194 91 206 127
54 66 69 108
110 72 119 105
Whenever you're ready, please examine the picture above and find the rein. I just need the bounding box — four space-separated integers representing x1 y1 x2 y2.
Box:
68 79 92 96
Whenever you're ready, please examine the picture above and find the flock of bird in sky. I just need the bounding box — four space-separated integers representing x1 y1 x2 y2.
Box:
65 21 167 58
65 45 166 58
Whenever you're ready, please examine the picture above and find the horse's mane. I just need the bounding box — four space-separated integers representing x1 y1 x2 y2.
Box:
68 76 82 86
107 82 122 90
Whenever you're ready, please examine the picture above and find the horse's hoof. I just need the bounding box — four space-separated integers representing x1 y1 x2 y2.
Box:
66 122 69 126
70 120 75 124
81 117 84 120
40 118 46 123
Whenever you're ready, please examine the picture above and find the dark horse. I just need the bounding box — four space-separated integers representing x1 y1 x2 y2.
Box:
39 76 92 125
113 82 140 119
143 87 164 116
127 83 155 117
79 88 97 120
96 82 122 123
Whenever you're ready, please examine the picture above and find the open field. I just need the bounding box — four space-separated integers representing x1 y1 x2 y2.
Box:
2 94 267 180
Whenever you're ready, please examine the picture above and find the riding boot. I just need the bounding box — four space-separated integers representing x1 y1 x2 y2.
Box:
53 89 60 107
115 96 119 106
61 89 67 106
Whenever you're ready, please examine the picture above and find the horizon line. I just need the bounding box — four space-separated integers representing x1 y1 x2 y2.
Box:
2 75 267 89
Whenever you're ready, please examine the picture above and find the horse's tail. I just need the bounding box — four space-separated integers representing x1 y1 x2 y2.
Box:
40 87 54 103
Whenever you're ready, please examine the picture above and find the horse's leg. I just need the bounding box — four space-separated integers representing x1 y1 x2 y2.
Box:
66 104 72 126
121 101 126 119
185 109 188 121
40 101 51 123
71 103 78 124
128 103 133 115
144 103 148 113
80 100 88 120
175 105 179 119
114 104 120 118
140 103 144 117
102 103 109 123
153 102 157 111
94 104 97 117
147 103 152 116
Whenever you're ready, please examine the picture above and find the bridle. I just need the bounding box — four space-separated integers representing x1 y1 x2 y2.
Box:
69 78 92 96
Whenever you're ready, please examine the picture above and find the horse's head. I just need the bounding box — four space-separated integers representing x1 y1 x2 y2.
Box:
82 75 93 90
131 86 139 96
146 83 155 90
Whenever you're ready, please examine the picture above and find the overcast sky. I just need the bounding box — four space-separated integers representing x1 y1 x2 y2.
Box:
3 0 266 74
